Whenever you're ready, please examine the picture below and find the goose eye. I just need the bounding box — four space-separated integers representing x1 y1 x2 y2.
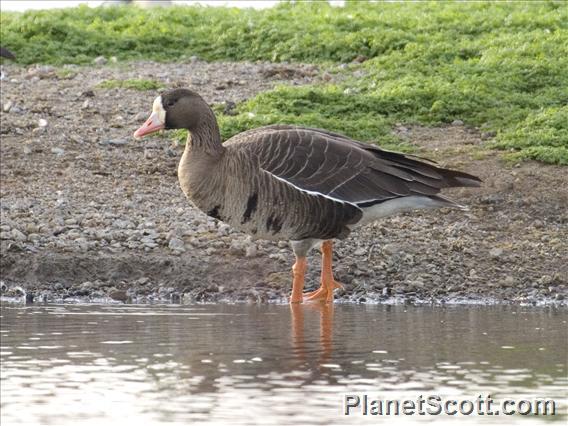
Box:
165 99 175 108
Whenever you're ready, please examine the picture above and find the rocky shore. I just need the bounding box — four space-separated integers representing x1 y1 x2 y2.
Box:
1 60 566 305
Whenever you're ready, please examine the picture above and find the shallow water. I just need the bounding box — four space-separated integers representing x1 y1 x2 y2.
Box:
0 304 566 425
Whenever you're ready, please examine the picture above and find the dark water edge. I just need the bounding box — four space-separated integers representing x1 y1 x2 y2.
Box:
1 293 566 307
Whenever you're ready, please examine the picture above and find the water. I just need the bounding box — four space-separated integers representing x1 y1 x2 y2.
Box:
1 304 566 425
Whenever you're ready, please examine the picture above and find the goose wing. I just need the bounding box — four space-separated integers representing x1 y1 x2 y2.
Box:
226 125 480 208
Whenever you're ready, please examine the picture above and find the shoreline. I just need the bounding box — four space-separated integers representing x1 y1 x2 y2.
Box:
1 61 566 307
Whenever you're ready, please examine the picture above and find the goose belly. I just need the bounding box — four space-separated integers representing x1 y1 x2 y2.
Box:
224 208 293 241
190 195 292 241
352 195 457 228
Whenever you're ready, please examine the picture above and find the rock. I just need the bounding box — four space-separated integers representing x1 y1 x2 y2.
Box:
229 240 244 255
51 147 65 156
489 248 503 259
3 101 13 112
353 247 366 256
223 100 236 115
383 243 405 256
501 276 516 287
168 237 185 252
80 281 94 291
109 289 128 302
99 139 128 146
245 244 258 258
93 56 107 66
451 119 464 126
217 224 231 236
38 118 48 127
11 229 27 242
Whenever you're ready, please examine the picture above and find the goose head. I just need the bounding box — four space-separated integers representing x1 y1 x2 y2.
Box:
133 89 208 139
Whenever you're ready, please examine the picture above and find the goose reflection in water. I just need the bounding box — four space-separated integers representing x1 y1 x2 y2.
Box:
290 303 334 367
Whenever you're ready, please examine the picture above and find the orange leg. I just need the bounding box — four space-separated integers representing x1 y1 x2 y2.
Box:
289 257 307 304
305 240 343 304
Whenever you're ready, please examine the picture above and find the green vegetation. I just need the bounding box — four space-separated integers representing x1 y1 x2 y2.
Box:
1 2 566 164
97 78 163 91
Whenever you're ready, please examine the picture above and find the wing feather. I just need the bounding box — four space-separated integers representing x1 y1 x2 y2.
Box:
225 125 481 207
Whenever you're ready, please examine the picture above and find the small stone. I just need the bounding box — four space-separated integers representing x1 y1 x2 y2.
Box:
223 100 236 115
109 289 128 302
217 224 231 236
3 101 13 112
51 147 65 156
11 229 27 242
501 276 515 287
245 244 258 258
451 119 464 126
80 281 93 291
82 99 91 109
134 111 147 122
229 240 244 255
99 139 128 146
38 118 48 127
353 55 368 63
168 237 185 252
353 247 366 256
489 248 503 259
93 56 107 66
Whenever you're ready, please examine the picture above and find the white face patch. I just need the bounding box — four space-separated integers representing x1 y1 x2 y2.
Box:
152 95 166 124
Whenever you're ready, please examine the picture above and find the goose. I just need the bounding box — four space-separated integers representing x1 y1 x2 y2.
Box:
134 89 481 304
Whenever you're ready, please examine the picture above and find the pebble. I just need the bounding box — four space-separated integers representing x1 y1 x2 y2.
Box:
51 147 65 156
489 248 503 259
99 139 128 146
168 237 185 252
11 229 27 242
245 244 258 258
501 276 516 287
93 56 108 66
38 118 48 127
451 119 464 126
353 247 366 256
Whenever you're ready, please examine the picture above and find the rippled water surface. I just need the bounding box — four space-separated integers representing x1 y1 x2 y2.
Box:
1 304 566 425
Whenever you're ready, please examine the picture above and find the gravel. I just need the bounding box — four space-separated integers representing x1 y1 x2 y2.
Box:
0 60 567 306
